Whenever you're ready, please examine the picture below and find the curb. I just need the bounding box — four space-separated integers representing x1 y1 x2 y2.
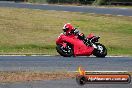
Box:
0 55 130 57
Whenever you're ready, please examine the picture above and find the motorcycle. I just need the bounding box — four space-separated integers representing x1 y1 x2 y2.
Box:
56 33 107 57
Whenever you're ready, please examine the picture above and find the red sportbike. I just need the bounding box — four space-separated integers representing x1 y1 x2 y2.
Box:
56 33 107 57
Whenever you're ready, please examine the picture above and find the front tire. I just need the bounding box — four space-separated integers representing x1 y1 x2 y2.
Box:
56 43 73 57
93 43 107 57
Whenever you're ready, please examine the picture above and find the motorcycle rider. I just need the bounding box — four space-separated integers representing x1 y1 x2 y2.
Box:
62 23 92 46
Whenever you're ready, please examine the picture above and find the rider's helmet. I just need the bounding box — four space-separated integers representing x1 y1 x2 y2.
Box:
62 23 74 34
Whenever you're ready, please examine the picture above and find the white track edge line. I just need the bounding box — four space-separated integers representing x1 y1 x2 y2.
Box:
68 71 129 73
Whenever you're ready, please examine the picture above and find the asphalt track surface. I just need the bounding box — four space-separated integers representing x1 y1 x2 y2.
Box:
0 79 131 88
0 56 131 71
0 56 131 88
0 1 132 16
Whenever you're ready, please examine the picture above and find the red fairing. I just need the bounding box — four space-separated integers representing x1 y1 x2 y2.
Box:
56 33 94 56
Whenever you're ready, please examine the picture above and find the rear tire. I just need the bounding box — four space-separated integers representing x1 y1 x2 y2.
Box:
56 43 73 57
93 43 107 57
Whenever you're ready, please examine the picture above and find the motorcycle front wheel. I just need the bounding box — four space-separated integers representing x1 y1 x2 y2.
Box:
93 43 107 58
56 43 73 57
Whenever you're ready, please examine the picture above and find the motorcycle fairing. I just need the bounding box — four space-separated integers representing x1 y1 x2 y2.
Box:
56 34 94 56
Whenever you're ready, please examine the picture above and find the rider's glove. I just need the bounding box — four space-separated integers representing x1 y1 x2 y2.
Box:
84 38 92 46
78 33 85 40
90 36 100 43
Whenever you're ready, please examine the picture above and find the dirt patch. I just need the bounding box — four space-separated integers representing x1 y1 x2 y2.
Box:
0 71 76 83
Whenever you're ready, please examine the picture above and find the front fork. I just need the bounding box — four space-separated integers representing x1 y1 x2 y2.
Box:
92 43 98 49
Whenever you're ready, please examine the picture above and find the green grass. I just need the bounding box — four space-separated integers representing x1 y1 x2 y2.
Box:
0 7 132 56
0 44 55 55
107 5 132 8
28 0 48 3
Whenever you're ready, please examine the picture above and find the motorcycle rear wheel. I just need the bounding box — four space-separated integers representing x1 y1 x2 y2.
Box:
56 43 73 57
93 43 107 57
